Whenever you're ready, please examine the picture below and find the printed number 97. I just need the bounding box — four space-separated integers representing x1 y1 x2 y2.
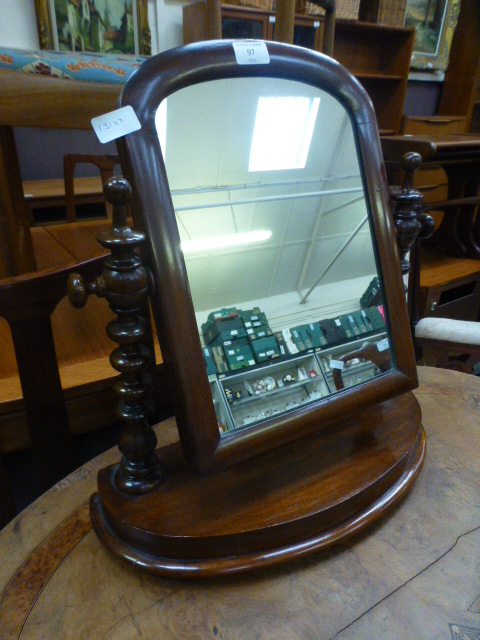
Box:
247 48 255 56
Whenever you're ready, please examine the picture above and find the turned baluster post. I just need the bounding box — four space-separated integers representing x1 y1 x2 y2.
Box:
67 177 164 494
390 152 435 329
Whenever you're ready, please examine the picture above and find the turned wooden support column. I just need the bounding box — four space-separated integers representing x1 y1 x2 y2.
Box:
390 152 435 328
390 152 435 279
67 177 164 495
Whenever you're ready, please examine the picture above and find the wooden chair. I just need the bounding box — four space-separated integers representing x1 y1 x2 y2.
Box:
332 342 392 390
403 159 480 374
0 255 105 527
414 317 480 373
63 153 120 222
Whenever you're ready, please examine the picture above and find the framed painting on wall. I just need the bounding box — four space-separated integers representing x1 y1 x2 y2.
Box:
404 0 461 70
34 0 151 55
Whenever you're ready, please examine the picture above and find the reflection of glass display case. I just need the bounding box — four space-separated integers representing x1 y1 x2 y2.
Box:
209 332 387 432
210 352 330 432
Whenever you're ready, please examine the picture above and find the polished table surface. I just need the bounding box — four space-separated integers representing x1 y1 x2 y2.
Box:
1 367 479 639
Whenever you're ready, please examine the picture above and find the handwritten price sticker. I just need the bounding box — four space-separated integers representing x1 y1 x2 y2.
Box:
91 106 141 144
232 41 270 65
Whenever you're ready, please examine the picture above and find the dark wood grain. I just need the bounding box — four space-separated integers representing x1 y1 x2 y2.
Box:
92 391 424 576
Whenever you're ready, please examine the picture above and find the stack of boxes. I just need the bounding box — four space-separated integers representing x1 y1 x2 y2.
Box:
202 307 281 374
201 278 386 376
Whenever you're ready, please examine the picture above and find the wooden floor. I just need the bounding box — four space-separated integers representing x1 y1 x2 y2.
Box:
0 219 163 453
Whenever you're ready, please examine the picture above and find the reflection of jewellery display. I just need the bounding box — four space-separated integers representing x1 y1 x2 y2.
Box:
297 366 308 380
264 376 276 391
252 379 267 395
240 390 323 426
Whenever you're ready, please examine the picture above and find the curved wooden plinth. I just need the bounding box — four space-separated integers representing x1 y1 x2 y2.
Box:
91 392 425 578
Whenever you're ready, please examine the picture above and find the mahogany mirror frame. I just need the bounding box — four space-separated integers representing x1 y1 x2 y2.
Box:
116 40 418 472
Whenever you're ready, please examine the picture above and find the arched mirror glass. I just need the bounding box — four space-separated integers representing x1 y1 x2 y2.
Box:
118 41 417 470
156 77 392 436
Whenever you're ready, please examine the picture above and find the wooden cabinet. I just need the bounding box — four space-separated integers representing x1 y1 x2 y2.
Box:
183 4 414 134
333 21 414 134
184 3 323 52
419 247 480 321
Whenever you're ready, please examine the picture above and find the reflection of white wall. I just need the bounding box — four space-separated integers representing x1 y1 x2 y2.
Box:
161 78 378 322
194 275 375 334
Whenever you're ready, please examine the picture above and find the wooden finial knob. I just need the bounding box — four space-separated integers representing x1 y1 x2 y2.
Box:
401 151 422 173
103 177 131 206
401 152 422 192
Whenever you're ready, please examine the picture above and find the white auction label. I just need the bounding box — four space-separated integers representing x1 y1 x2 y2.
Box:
330 359 344 370
232 41 270 65
91 106 141 144
377 338 390 352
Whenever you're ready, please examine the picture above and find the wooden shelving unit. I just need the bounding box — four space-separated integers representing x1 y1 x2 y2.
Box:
183 3 414 134
333 20 414 135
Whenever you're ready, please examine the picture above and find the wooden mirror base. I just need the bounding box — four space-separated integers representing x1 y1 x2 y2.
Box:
91 392 425 578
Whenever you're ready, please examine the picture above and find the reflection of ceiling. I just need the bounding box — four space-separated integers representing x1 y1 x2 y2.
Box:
158 77 378 320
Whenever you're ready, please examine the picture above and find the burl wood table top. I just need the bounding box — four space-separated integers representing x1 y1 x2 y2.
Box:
1 367 479 639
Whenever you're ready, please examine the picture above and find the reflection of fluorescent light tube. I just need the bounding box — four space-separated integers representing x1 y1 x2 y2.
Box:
181 229 271 254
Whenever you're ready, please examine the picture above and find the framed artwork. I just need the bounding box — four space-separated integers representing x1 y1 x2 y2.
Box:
34 0 151 56
404 0 461 70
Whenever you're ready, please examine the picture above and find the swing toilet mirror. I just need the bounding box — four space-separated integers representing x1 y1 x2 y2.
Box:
117 40 418 472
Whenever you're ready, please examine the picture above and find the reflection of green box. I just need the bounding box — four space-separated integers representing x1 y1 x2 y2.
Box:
223 337 249 351
346 314 361 336
350 311 368 334
246 326 272 341
305 322 327 348
360 277 382 308
210 327 248 346
225 343 256 371
239 308 268 326
250 336 281 363
361 307 385 332
203 347 217 375
203 316 246 345
291 325 313 351
206 307 239 323
211 345 228 373
338 315 354 339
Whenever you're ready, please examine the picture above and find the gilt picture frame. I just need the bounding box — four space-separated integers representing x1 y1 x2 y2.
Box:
404 0 461 70
34 0 151 56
